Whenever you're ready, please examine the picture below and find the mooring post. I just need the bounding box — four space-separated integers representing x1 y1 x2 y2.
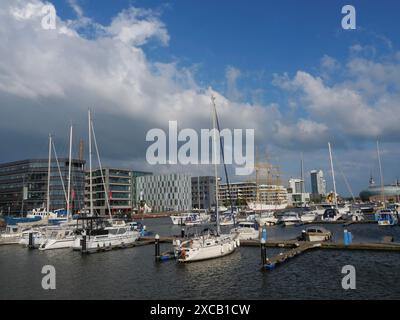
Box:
28 232 34 249
155 234 160 260
260 237 267 266
82 235 87 253
181 228 185 238
261 225 267 242
348 231 352 245
344 229 348 246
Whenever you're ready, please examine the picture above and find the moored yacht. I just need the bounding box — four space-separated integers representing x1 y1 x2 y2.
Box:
279 212 301 226
376 209 398 226
19 229 46 248
322 208 342 221
174 228 240 262
255 211 278 226
302 227 332 242
232 222 259 240
0 224 23 244
39 228 76 251
172 95 240 263
300 212 317 223
72 217 140 253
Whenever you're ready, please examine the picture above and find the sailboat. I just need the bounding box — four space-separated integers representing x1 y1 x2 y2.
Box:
71 110 140 253
321 142 342 221
375 140 398 226
174 96 240 262
39 125 77 250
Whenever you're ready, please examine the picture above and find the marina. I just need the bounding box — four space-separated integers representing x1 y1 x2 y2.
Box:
1 217 400 300
1 0 400 303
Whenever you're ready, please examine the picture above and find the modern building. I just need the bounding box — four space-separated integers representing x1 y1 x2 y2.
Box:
218 182 287 207
310 170 326 197
85 168 152 215
0 159 85 215
219 182 256 206
131 170 153 209
359 177 400 202
136 173 192 212
85 168 133 215
287 178 310 206
191 176 216 210
288 178 304 194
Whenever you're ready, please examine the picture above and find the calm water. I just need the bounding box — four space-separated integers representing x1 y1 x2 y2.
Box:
1 218 399 300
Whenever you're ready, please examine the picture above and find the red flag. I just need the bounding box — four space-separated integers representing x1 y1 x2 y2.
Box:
108 191 112 200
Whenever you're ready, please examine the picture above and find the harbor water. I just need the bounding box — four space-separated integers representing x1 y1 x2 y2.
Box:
0 217 399 300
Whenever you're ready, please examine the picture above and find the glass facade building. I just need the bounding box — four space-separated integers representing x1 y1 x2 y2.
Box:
0 159 85 215
85 168 152 215
136 173 192 212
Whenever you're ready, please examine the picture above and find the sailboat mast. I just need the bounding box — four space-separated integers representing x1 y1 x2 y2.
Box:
211 95 220 235
328 142 338 209
377 140 386 208
88 110 94 216
300 152 304 194
47 134 52 214
67 125 73 220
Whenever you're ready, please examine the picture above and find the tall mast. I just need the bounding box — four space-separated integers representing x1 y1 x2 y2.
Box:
300 152 304 194
211 95 220 235
88 110 94 216
328 142 338 209
377 140 386 208
67 125 73 220
47 134 52 213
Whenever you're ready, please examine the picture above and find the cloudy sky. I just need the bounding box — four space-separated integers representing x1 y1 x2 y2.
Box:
1 0 400 196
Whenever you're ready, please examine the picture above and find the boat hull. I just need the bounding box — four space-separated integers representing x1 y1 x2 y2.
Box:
72 232 140 253
39 238 75 250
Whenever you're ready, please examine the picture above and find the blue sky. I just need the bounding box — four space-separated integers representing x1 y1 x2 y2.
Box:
1 0 400 196
49 0 400 104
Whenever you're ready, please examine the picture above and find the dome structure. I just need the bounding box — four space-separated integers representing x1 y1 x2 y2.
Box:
359 184 400 202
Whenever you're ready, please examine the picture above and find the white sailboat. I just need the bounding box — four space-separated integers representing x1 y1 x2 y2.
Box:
72 110 140 253
174 96 240 262
39 125 77 250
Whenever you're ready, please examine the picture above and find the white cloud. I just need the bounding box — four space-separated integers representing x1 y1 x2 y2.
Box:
225 66 242 102
1 0 400 189
68 0 83 18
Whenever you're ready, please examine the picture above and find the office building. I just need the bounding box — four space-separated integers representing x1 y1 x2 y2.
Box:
0 159 85 215
136 173 192 212
191 176 216 210
310 170 326 196
218 182 287 207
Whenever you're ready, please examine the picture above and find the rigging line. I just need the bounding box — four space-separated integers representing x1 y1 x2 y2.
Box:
213 100 234 216
333 155 356 202
90 119 112 219
52 140 68 204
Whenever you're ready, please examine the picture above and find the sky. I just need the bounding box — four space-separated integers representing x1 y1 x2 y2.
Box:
1 0 400 196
